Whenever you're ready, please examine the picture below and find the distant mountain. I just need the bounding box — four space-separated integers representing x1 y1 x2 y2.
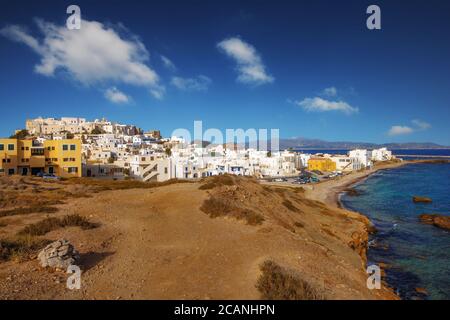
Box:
279 138 449 150
190 138 448 150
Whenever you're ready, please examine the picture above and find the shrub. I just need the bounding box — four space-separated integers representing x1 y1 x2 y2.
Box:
0 235 50 262
294 221 304 228
199 175 235 190
0 206 59 218
282 199 300 213
200 196 264 226
18 214 97 236
256 260 324 300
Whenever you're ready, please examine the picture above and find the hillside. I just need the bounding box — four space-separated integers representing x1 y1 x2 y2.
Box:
0 175 396 299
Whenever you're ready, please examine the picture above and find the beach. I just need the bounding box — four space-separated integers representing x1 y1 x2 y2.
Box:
305 159 450 299
304 159 448 208
304 161 409 207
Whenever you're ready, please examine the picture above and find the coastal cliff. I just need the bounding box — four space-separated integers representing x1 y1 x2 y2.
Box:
0 175 396 299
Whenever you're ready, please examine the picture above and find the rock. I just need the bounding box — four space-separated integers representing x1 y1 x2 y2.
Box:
366 224 378 235
415 287 428 295
348 231 368 266
419 214 450 231
344 188 362 197
37 239 80 270
413 196 432 203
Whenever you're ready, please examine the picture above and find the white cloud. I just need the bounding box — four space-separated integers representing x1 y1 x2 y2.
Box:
217 37 274 85
161 55 176 71
293 97 358 114
412 119 431 130
1 19 164 100
171 75 211 91
104 87 130 104
322 86 337 97
388 125 414 136
387 119 431 136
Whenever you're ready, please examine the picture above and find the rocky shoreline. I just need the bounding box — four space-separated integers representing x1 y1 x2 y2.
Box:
323 159 450 300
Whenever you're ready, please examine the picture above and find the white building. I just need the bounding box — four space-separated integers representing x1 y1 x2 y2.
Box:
348 149 372 168
371 148 393 161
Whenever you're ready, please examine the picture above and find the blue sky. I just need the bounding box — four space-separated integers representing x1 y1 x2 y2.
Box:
0 0 449 145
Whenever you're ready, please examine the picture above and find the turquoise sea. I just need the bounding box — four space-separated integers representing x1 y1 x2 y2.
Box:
341 163 450 300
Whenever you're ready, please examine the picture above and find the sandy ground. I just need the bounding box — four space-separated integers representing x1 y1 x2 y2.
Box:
304 161 409 207
0 174 399 300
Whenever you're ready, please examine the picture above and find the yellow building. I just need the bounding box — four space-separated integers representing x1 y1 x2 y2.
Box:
0 139 82 177
308 157 337 172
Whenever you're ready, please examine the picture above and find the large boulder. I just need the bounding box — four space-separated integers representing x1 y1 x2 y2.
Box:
419 214 450 231
413 196 432 203
37 239 80 270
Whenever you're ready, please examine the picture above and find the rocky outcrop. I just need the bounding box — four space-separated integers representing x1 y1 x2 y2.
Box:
413 196 432 203
344 188 362 197
419 214 450 231
37 239 80 270
348 231 368 266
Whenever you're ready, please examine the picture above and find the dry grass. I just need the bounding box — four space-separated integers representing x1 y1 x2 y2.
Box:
199 174 236 190
18 214 98 236
0 206 59 218
0 235 51 262
256 260 324 300
294 221 304 228
65 177 190 191
322 227 340 239
282 199 300 213
200 196 264 225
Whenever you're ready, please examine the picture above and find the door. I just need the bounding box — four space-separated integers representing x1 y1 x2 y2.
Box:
48 166 54 174
21 167 28 176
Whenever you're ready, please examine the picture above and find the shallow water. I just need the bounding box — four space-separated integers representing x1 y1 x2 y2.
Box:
341 163 450 300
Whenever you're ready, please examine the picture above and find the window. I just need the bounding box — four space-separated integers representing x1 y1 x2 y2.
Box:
52 158 58 162
8 144 14 151
164 167 168 174
70 144 76 151
52 147 55 151
0 169 4 173
31 148 44 156
63 158 69 162
8 169 14 175
68 167 78 173
0 144 3 151
47 147 51 151
63 144 68 151
21 147 25 151
26 147 29 151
